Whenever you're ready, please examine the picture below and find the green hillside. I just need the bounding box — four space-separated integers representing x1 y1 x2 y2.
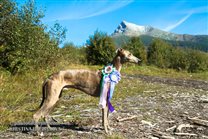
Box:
112 35 208 52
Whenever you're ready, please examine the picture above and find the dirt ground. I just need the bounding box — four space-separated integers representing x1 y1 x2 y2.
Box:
1 74 208 139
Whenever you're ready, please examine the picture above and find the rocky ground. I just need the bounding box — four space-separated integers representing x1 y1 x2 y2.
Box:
1 74 208 139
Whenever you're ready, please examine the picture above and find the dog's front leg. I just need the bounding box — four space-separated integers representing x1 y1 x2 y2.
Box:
106 106 112 130
102 106 111 134
102 107 108 134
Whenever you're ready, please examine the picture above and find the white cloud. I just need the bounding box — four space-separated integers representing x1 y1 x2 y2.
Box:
182 6 208 14
78 1 134 19
46 0 134 21
163 5 208 32
164 13 192 31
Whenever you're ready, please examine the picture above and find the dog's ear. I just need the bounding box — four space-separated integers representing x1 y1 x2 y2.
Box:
116 48 123 54
115 48 119 54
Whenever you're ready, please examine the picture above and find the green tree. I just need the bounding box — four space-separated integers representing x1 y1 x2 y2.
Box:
0 0 19 71
169 47 189 71
147 39 208 72
86 30 116 65
49 22 67 45
123 36 147 64
0 0 66 74
147 39 173 68
60 42 86 65
187 50 208 72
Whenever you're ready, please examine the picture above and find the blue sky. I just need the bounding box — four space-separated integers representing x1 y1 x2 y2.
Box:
16 0 208 46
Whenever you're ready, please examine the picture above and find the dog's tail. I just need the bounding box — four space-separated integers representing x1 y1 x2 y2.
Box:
39 80 47 108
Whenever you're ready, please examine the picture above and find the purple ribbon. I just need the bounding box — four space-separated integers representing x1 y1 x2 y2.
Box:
99 69 121 113
107 89 115 112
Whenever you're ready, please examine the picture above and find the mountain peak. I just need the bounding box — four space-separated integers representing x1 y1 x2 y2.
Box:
112 21 208 52
121 20 145 29
113 20 176 40
113 21 152 36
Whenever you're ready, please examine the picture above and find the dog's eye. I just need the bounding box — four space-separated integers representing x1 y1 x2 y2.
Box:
128 54 131 57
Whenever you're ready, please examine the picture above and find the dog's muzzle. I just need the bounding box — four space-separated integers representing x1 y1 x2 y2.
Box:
130 56 141 64
136 58 142 64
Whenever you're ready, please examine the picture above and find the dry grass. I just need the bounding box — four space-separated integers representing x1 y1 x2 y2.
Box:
122 64 208 80
0 64 207 131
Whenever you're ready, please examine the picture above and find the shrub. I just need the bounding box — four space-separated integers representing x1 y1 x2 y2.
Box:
86 30 116 65
169 47 189 71
0 0 66 74
60 42 86 65
187 50 208 72
147 39 173 68
147 39 208 72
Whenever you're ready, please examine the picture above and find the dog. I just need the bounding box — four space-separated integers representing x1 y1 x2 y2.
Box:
33 48 141 135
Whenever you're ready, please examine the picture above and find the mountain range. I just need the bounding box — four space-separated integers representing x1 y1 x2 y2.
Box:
112 21 208 52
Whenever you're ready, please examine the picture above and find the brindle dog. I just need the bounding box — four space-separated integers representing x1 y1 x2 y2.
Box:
33 48 141 135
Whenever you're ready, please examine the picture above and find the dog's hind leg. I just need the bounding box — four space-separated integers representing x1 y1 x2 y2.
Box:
44 103 58 130
34 97 59 133
45 116 52 130
33 85 62 134
33 104 50 134
33 110 42 135
43 92 61 130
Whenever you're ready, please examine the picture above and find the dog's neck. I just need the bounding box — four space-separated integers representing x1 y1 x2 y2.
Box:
112 54 124 72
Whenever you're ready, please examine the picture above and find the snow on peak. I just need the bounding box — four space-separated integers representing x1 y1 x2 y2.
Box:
114 20 152 36
122 20 146 32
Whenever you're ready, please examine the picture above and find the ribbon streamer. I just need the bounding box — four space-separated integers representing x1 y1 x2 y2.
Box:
99 65 121 112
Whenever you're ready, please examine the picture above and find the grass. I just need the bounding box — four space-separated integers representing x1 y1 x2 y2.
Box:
106 134 125 139
0 63 207 132
122 64 208 80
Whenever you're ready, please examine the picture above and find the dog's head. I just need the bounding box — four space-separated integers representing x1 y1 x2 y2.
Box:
116 48 141 64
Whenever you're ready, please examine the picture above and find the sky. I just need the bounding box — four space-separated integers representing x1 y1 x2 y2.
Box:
16 0 208 46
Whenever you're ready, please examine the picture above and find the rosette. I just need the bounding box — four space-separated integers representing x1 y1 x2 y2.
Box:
99 65 121 113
